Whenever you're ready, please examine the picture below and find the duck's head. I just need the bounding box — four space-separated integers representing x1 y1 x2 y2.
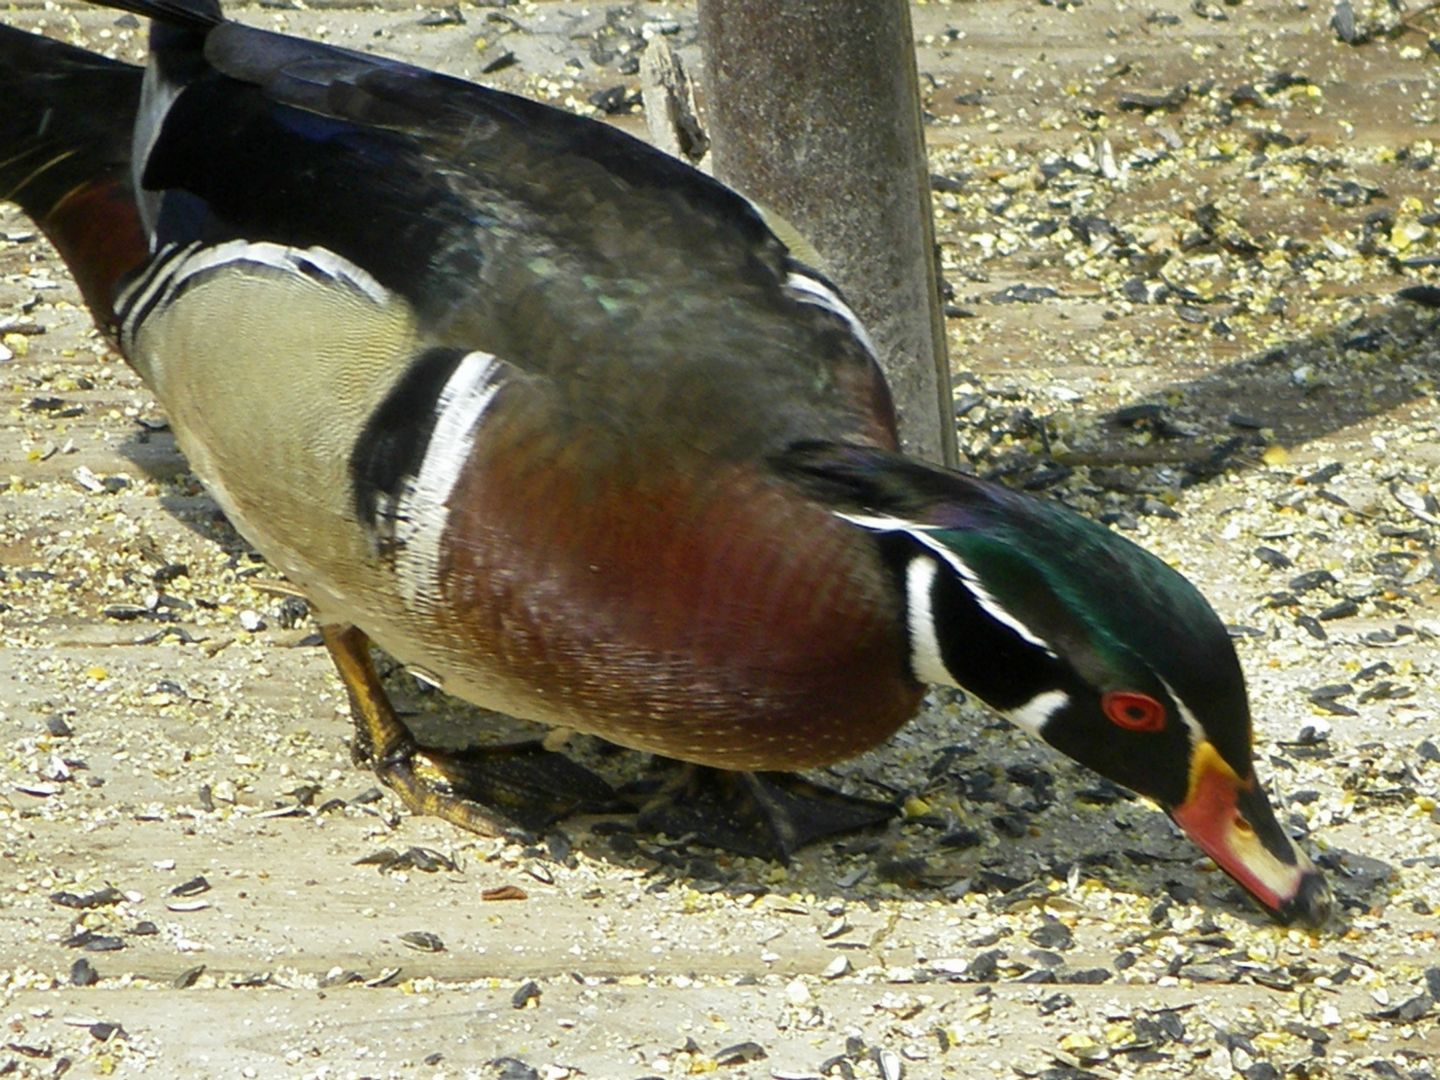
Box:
780 442 1332 928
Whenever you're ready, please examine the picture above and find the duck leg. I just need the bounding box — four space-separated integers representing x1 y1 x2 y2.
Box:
633 764 897 862
321 626 891 857
321 624 617 835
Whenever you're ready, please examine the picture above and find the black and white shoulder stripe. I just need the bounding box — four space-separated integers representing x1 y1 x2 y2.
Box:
349 345 509 604
782 259 879 360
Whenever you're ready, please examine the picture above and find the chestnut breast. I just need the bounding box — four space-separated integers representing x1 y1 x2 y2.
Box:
419 400 924 770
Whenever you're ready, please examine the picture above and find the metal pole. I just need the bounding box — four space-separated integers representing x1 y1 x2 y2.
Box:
697 0 956 466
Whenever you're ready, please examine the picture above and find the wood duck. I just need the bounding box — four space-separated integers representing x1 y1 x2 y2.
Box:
0 0 1330 927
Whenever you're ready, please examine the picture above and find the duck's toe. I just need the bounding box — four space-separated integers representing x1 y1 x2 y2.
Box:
322 622 616 836
380 739 619 835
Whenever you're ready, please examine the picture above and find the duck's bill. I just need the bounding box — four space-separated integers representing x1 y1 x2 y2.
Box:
1169 740 1333 928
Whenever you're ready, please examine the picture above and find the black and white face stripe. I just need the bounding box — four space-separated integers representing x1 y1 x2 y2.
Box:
845 514 1074 740
902 555 953 687
1159 674 1208 751
905 547 1071 740
116 240 389 352
838 512 1056 655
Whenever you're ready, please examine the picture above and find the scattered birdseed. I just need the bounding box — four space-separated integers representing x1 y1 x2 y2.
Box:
50 887 123 910
398 931 445 953
874 1046 903 1080
62 931 124 953
1 5 1437 1077
164 899 210 912
481 885 528 901
172 966 206 990
488 1059 540 1080
168 876 210 898
88 1022 122 1043
714 1041 766 1066
354 846 458 873
68 959 97 988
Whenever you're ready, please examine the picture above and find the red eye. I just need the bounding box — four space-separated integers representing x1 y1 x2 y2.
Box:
1102 691 1166 732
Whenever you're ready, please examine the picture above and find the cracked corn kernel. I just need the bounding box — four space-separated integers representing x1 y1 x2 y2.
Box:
903 795 932 818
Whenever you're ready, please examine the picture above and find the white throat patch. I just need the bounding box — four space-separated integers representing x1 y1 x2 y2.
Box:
1004 689 1070 739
